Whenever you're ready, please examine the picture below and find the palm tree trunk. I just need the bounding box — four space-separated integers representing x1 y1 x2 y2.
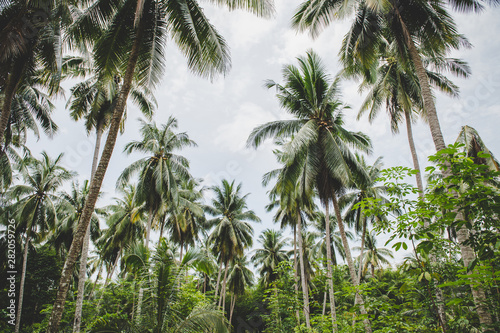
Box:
405 111 449 330
297 213 311 328
179 240 184 263
214 260 223 301
394 7 446 152
324 204 337 332
229 294 237 325
331 196 372 333
14 231 30 333
356 218 367 284
322 290 327 316
219 261 229 310
90 261 103 299
0 59 24 150
293 225 301 325
145 207 154 247
456 227 492 327
73 123 104 333
46 17 146 332
404 111 424 196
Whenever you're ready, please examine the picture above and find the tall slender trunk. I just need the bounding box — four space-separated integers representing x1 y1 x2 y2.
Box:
73 122 103 333
145 207 154 247
297 213 311 328
46 20 145 332
404 111 425 196
90 261 103 299
179 240 184 263
214 260 223 301
0 59 24 149
356 218 367 283
324 204 337 332
394 7 446 152
405 111 448 329
331 196 372 333
219 261 229 310
14 231 30 333
229 294 237 325
322 290 327 316
293 225 301 325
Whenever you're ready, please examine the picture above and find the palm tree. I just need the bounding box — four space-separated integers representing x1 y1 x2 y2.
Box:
0 0 69 149
1 70 59 190
452 125 499 326
47 0 274 329
247 51 373 332
4 152 73 333
353 230 394 278
353 39 470 197
227 255 254 325
292 0 471 154
117 116 196 248
206 179 259 313
252 229 289 287
165 178 206 262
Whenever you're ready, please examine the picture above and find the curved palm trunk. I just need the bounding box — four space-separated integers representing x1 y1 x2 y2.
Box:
297 213 311 328
331 196 372 333
324 204 337 332
73 122 103 333
293 225 301 325
46 19 145 332
0 60 24 150
14 231 30 333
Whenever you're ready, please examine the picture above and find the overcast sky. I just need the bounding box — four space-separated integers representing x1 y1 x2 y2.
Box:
27 0 500 263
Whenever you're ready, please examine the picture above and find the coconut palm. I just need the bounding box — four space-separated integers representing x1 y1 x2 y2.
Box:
353 39 470 197
247 51 373 332
252 229 289 287
206 179 259 313
0 0 69 149
165 178 206 262
3 152 73 332
47 0 274 329
117 116 196 248
354 230 394 278
292 0 471 155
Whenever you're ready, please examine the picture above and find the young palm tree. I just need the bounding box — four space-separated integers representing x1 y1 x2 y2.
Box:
206 179 259 313
47 0 274 329
247 51 373 332
252 229 289 287
117 116 196 247
4 152 73 333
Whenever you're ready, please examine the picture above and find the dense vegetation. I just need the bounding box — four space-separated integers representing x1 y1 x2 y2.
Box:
0 0 499 332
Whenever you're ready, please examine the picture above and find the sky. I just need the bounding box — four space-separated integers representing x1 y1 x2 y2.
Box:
26 0 500 264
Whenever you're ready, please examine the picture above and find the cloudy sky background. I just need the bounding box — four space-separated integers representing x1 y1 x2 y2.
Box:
27 0 500 263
